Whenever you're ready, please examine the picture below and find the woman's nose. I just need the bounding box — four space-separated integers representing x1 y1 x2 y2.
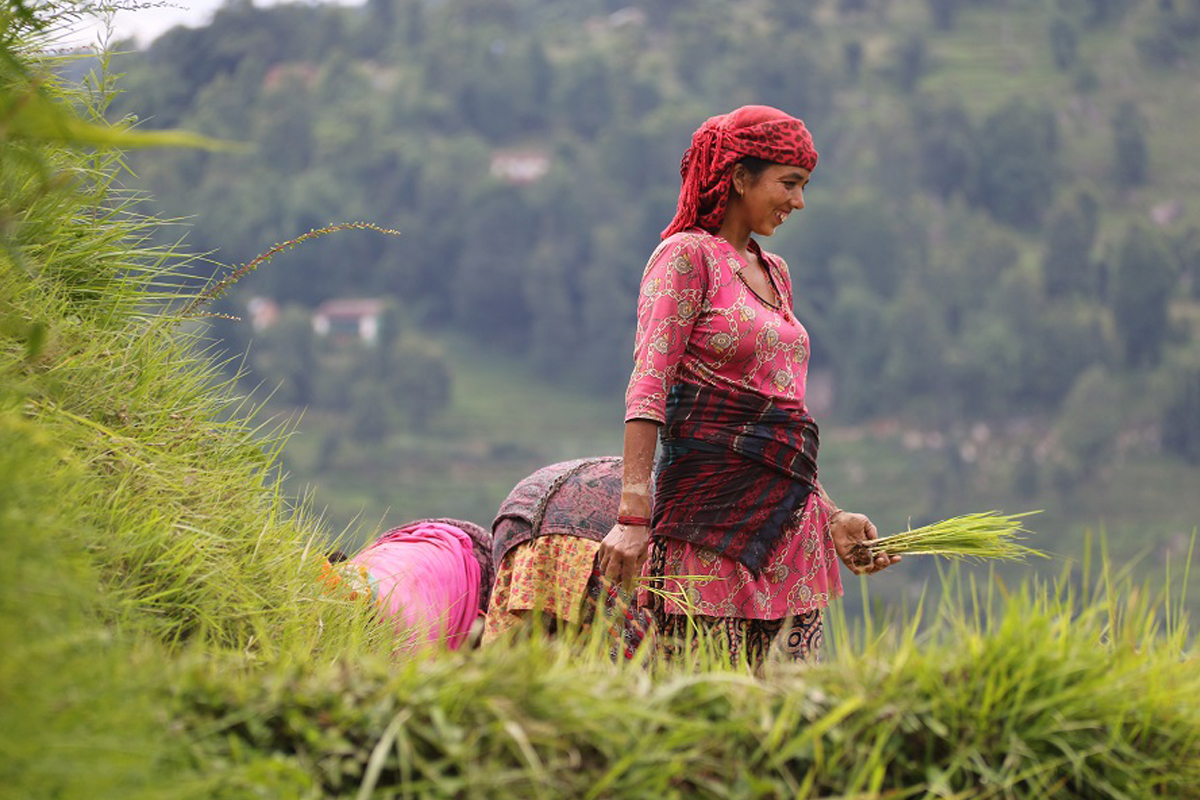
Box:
791 189 805 210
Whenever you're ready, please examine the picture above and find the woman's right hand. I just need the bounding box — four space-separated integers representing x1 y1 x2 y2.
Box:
597 523 651 589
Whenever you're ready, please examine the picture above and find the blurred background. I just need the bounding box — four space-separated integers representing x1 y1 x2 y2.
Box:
87 0 1200 609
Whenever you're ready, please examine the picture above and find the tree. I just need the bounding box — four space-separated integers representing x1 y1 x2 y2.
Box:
387 337 453 430
843 40 864 81
554 53 614 139
1173 225 1200 300
914 98 977 199
824 283 890 419
1041 192 1099 300
893 34 928 93
349 382 391 442
765 0 815 27
881 280 952 416
1049 17 1079 70
1111 225 1177 367
1112 100 1149 186
1161 362 1200 464
736 31 835 119
453 183 536 351
926 0 961 31
971 99 1060 228
578 225 637 392
1052 364 1124 490
259 306 316 406
524 240 578 377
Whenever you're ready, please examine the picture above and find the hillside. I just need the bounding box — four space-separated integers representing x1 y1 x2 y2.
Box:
104 0 1200 538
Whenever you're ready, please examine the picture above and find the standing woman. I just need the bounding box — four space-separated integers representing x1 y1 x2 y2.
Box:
597 105 899 670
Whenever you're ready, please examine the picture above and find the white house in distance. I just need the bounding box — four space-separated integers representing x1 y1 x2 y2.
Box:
489 150 550 184
246 296 280 332
312 298 386 345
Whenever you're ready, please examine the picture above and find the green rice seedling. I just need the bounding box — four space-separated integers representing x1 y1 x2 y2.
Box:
849 510 1045 568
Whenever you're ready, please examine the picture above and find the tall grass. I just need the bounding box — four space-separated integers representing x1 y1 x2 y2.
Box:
2 15 392 796
175 546 1199 798
2 8 390 656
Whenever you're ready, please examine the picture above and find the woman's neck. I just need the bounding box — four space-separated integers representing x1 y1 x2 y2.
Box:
717 216 752 255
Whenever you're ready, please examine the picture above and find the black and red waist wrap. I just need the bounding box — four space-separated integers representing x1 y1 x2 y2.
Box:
651 381 820 575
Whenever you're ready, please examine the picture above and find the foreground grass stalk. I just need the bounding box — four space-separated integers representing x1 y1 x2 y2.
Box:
180 222 403 317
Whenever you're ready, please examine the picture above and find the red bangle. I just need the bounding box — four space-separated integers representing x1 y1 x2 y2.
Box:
617 515 651 527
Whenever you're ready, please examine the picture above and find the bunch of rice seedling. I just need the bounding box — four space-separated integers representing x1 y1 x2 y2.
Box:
849 510 1044 568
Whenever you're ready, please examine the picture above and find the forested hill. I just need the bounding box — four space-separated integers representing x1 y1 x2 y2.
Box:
111 0 1200 465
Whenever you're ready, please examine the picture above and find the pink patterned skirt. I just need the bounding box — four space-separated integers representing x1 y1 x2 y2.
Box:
637 491 843 620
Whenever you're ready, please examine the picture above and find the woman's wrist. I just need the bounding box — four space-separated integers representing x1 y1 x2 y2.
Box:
617 514 651 528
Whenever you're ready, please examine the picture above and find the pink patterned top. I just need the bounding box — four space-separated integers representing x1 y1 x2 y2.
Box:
625 229 843 620
625 230 810 423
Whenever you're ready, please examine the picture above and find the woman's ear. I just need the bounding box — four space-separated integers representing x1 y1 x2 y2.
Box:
731 164 747 198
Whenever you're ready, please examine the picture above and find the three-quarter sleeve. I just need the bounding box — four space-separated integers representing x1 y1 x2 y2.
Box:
624 237 709 423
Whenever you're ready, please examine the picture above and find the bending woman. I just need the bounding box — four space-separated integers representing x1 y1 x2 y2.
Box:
597 105 899 670
327 517 493 652
483 457 650 657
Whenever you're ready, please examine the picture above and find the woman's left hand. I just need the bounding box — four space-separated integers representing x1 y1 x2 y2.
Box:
828 511 901 575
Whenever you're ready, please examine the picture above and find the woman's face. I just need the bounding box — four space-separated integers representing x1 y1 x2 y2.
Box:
733 164 811 236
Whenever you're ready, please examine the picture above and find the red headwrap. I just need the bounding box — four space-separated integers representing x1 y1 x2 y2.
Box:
661 105 818 240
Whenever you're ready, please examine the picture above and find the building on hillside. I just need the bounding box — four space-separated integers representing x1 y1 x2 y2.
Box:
490 150 550 185
262 62 319 91
313 298 386 345
246 297 280 332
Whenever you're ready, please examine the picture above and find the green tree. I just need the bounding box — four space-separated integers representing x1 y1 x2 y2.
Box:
579 225 637 392
1161 361 1200 465
1173 225 1200 300
525 240 578 376
1112 100 1149 186
825 283 890 419
1052 364 1124 490
349 382 391 442
453 183 535 350
1049 16 1079 70
1041 192 1099 300
914 98 977 200
387 337 453 430
843 40 864 80
881 281 952 416
1111 224 1177 367
555 53 614 139
926 0 962 30
258 305 317 406
971 99 1060 228
893 34 928 93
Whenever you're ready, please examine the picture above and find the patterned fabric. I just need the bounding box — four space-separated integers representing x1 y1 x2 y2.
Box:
482 534 600 643
580 564 655 661
491 457 623 566
662 105 818 240
652 610 823 671
638 491 841 620
778 609 824 662
643 544 825 671
625 231 809 425
652 380 819 573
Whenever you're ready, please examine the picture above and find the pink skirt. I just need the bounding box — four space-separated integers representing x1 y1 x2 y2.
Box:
636 491 842 619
